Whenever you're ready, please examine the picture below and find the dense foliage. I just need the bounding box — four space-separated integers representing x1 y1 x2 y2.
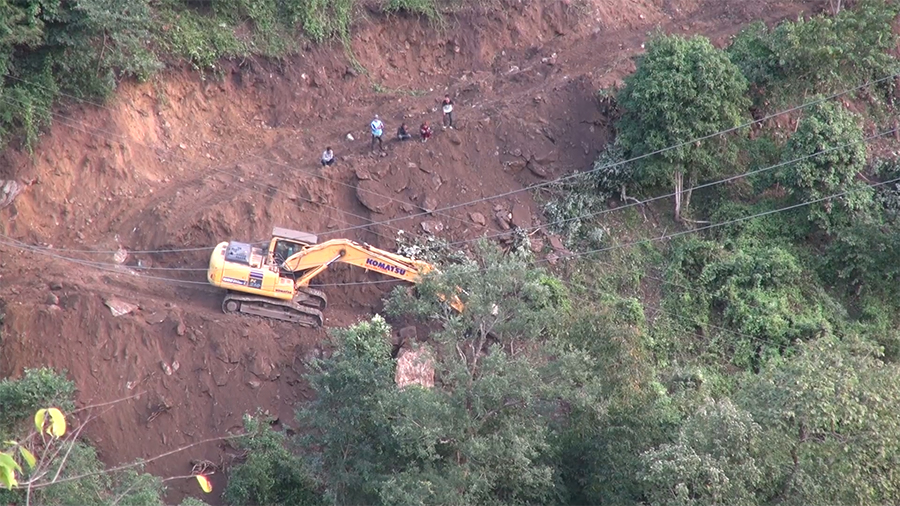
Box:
5 1 900 505
0 369 166 505
728 0 900 105
616 33 750 220
223 413 320 506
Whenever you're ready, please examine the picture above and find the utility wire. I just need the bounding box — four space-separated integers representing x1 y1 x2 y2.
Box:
321 73 900 235
3 75 479 236
445 124 900 248
4 122 897 282
3 72 895 255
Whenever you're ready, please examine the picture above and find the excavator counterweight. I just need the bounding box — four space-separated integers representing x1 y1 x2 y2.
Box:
207 226 461 326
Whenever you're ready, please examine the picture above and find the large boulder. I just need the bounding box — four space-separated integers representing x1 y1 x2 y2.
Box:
356 179 393 213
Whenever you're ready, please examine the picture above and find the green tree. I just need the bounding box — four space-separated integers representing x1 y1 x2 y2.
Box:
777 100 868 232
300 245 581 505
616 33 750 221
551 302 674 506
223 413 321 506
0 368 75 433
739 337 900 505
641 398 769 506
727 1 899 103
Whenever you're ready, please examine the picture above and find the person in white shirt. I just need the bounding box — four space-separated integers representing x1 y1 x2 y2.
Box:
321 146 335 167
370 115 385 151
441 94 454 129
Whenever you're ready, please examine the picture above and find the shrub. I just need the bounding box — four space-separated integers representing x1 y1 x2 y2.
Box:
382 0 442 21
728 0 900 104
286 0 358 42
777 100 868 232
224 413 322 506
665 239 836 369
0 368 75 433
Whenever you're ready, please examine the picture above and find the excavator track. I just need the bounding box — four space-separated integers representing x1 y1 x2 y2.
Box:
294 287 328 310
222 291 324 327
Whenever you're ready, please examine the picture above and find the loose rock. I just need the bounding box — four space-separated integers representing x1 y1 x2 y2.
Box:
469 212 487 226
46 293 59 306
421 221 444 234
114 247 128 265
105 298 138 317
495 211 512 230
145 312 167 325
397 325 417 346
549 236 565 251
421 196 438 213
527 160 549 178
511 202 532 229
356 179 393 213
0 180 23 209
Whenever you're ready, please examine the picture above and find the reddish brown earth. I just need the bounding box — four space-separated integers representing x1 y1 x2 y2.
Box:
0 0 826 502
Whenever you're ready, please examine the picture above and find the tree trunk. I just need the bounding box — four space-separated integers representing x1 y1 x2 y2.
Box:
674 170 684 222
684 172 696 218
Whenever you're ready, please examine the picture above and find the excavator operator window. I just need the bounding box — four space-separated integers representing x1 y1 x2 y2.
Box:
273 240 301 266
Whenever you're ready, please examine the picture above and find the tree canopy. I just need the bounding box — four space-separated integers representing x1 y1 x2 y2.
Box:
616 33 750 220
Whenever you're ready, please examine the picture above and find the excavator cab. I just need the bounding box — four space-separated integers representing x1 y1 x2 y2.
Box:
267 227 319 274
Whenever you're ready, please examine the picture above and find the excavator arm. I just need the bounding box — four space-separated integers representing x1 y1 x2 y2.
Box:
281 239 463 311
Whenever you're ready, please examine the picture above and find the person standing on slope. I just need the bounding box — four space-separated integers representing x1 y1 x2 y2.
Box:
370 115 385 151
441 94 454 129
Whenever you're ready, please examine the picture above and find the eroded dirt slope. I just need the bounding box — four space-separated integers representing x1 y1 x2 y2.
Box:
0 0 825 502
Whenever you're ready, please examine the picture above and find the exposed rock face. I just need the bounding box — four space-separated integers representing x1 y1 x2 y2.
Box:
395 347 435 389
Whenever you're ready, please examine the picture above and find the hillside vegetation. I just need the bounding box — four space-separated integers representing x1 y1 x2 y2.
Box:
3 0 900 505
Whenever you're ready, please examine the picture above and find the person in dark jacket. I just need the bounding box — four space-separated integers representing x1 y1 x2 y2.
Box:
397 123 411 141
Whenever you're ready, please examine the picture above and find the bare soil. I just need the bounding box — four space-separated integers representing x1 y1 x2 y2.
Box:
0 0 825 503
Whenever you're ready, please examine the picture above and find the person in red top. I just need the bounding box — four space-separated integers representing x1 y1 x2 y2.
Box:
441 94 454 129
420 121 433 142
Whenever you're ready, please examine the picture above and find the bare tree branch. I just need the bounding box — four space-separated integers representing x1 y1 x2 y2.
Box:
27 434 242 490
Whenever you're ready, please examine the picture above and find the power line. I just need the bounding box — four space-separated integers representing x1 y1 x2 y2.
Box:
4 72 895 256
321 72 900 236
4 75 480 236
279 173 900 287
2 71 895 275
4 175 896 330
445 124 900 248
8 103 397 243
6 141 898 286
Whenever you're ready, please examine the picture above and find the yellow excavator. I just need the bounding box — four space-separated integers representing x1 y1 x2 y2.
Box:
207 226 461 327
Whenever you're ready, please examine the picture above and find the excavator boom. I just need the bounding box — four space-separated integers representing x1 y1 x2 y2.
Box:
282 239 436 286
